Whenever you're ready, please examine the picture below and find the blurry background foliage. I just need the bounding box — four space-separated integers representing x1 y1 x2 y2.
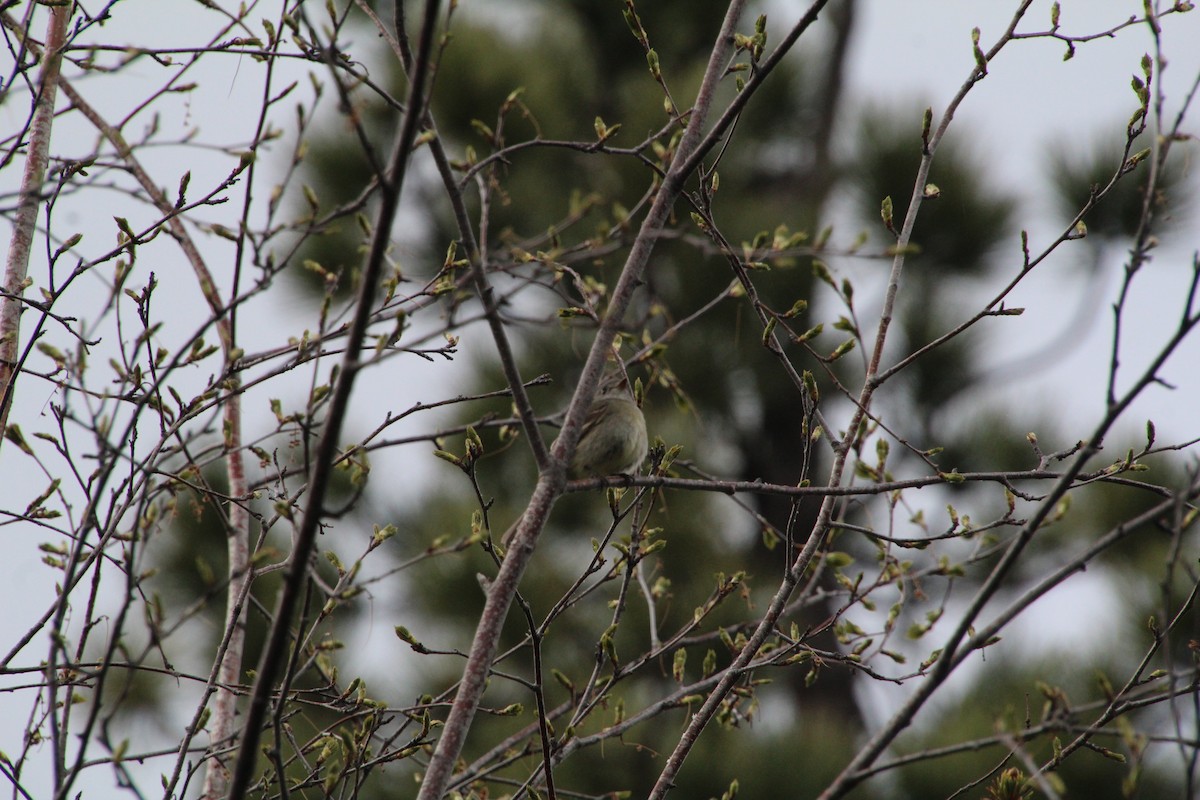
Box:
132 1 1195 797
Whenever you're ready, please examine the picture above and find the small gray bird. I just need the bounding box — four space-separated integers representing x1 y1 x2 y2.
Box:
499 379 647 546
566 380 648 478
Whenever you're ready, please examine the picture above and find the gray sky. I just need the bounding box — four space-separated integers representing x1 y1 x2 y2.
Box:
3 1 1199 794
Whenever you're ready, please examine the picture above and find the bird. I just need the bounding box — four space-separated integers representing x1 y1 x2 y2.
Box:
566 378 648 479
499 378 647 547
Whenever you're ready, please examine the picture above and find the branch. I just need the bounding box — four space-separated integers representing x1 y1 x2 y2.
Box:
224 1 442 798
416 2 755 798
0 2 69 440
6 6 259 795
54 74 255 800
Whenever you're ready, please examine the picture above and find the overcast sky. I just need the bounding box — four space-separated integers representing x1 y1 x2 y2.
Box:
3 1 1199 793
840 2 1200 444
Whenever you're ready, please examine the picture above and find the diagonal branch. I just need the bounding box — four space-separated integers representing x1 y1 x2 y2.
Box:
6 8 257 797
415 2 758 798
0 2 70 440
223 2 442 798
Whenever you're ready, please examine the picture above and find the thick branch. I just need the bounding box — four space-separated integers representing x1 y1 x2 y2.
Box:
0 3 69 440
415 2 754 798
224 2 441 799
